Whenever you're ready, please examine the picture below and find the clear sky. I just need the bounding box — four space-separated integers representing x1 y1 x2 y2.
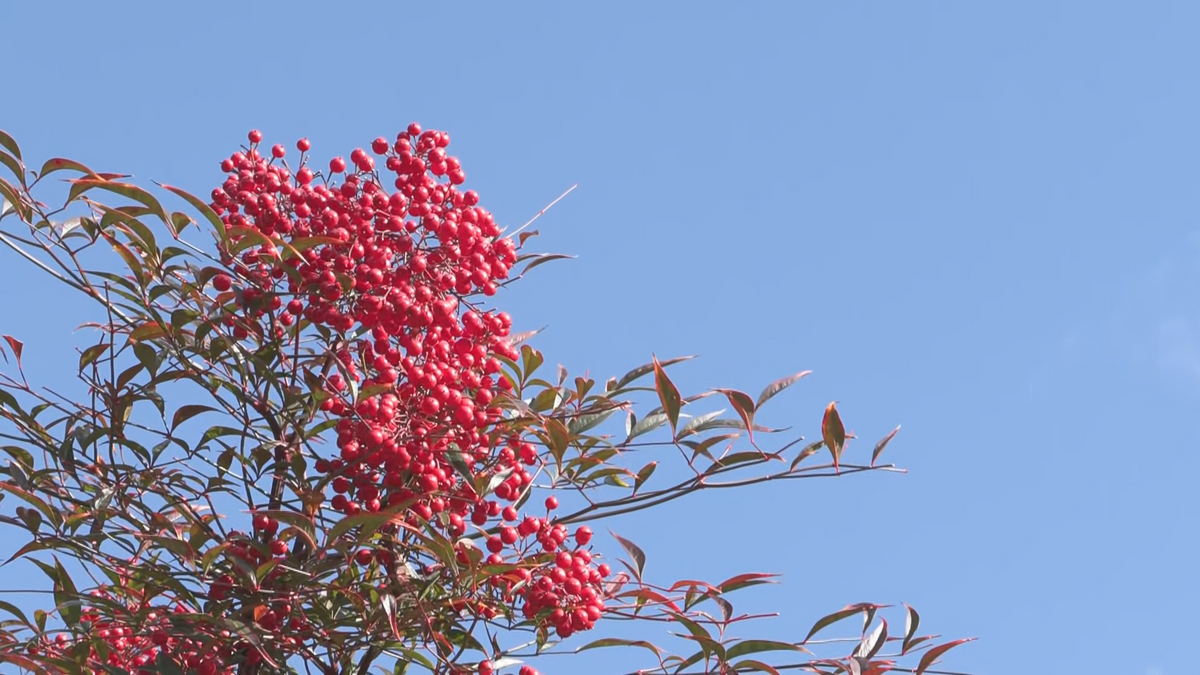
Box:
2 3 1198 675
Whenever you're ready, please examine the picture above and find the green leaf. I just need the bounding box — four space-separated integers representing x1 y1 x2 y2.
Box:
53 559 81 627
756 370 811 408
0 150 25 187
71 179 169 224
78 343 109 371
633 461 657 492
38 157 100 179
576 637 663 655
158 182 227 242
520 344 544 382
171 405 217 432
725 639 806 660
154 651 187 675
0 599 31 627
133 342 159 376
676 410 725 439
790 440 824 471
567 407 617 435
0 179 28 221
627 411 668 440
0 130 21 161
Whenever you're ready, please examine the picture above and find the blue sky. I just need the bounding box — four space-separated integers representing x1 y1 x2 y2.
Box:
3 3 1200 674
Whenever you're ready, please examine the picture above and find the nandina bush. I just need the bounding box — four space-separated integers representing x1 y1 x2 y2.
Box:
0 127 972 675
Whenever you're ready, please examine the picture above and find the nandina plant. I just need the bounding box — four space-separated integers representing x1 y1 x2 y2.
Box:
0 127 972 675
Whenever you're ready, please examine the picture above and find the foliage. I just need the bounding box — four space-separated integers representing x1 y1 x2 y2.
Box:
0 127 972 675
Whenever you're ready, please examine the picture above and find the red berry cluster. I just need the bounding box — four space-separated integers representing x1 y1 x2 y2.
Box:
29 588 241 675
37 127 616 675
205 128 612 644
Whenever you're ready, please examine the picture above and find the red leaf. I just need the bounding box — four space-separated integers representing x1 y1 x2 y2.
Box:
718 572 778 593
914 638 976 675
755 370 811 408
652 355 682 435
872 425 900 467
717 388 756 441
2 335 22 370
610 530 647 581
822 402 846 474
901 604 921 654
803 603 886 644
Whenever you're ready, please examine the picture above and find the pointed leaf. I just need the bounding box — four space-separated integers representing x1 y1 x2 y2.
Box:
652 355 682 435
633 461 657 493
2 336 22 369
0 130 21 161
159 182 227 241
902 604 921 655
38 157 100 179
822 402 846 473
577 638 663 656
803 604 883 644
856 618 888 660
171 405 217 431
70 179 168 223
616 355 694 390
0 150 24 187
756 370 811 408
717 389 756 441
915 638 976 675
610 531 646 581
726 639 807 660
872 425 900 467
731 660 781 675
718 572 778 593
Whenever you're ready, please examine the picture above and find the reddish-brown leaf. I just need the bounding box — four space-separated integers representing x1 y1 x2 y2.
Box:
717 388 756 441
822 402 846 473
755 370 811 408
802 603 885 644
901 604 921 654
2 335 22 370
872 425 900 467
610 530 647 581
0 130 22 161
652 355 682 435
914 638 976 675
718 572 778 593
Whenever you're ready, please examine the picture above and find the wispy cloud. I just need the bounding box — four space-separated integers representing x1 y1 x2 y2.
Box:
1110 233 1200 385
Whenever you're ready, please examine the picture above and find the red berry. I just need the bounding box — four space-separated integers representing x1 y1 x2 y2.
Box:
248 129 263 143
545 495 559 510
575 526 593 546
212 273 232 292
296 138 311 152
371 137 389 154
330 157 346 173
271 144 286 158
